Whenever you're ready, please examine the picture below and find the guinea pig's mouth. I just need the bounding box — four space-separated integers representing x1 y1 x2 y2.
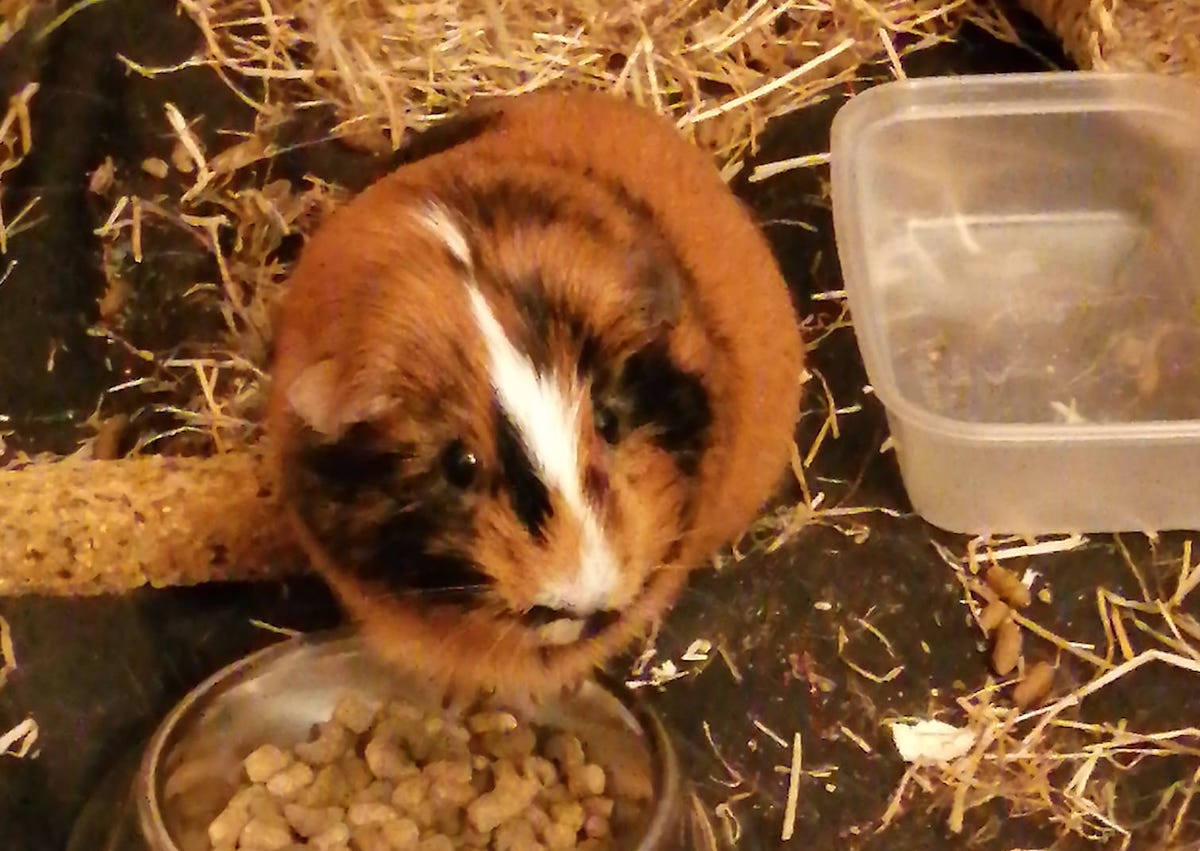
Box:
518 605 625 648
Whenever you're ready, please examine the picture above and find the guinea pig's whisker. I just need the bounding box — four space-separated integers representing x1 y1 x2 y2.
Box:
479 618 522 664
406 584 492 596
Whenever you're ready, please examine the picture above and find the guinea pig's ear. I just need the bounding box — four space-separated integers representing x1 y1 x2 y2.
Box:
285 358 344 438
285 357 388 440
629 242 683 330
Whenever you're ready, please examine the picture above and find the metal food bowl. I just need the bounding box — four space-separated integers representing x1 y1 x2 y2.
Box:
68 629 684 851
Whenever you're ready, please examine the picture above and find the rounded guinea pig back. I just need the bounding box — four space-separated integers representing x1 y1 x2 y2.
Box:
267 89 804 702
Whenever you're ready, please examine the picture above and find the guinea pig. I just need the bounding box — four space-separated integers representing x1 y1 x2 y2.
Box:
266 89 804 706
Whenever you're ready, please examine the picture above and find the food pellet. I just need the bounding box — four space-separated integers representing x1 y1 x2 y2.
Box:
566 764 605 798
310 822 350 849
283 804 343 838
141 156 170 178
189 694 651 850
381 817 420 850
554 800 587 834
350 824 389 851
418 836 455 851
266 762 315 799
984 564 1032 608
332 693 378 735
244 745 293 784
239 818 292 851
1012 660 1057 709
977 599 1011 633
296 721 353 766
992 617 1024 676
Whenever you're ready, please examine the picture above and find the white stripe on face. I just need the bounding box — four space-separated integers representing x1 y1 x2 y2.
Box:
464 282 621 615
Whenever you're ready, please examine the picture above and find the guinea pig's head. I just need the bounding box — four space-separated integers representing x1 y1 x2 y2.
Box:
269 169 719 700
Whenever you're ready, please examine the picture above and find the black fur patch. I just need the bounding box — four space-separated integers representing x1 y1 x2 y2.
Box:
387 109 500 168
517 607 620 639
520 605 565 628
291 428 491 606
581 609 622 639
622 340 712 475
295 422 409 502
577 168 738 360
451 174 610 237
510 282 605 375
364 510 492 604
465 178 566 231
494 407 554 541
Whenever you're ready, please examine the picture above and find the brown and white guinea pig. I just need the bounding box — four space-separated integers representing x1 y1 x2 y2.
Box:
266 89 804 706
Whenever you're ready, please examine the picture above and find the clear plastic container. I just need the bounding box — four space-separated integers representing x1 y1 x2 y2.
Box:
830 72 1200 535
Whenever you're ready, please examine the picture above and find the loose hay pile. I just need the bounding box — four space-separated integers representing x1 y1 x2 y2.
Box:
1020 0 1200 76
0 80 38 257
161 0 1017 165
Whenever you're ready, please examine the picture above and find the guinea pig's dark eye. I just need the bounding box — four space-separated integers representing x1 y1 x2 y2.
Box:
440 440 479 489
593 402 620 445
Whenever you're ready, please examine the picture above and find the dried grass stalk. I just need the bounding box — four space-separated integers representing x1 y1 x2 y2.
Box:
0 0 36 52
0 450 301 595
0 81 40 254
1019 0 1200 76
164 0 1009 167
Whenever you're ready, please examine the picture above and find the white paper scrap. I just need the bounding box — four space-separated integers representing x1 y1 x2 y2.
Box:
890 719 977 763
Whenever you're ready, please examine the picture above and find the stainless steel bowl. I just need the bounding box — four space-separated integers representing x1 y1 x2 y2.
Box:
69 629 684 851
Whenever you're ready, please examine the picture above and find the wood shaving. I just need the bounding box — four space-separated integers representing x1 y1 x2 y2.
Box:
890 720 977 764
780 732 802 841
0 716 38 759
681 639 712 662
752 718 789 749
0 615 14 690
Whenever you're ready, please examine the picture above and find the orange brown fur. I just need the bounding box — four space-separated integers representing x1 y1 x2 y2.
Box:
268 89 804 706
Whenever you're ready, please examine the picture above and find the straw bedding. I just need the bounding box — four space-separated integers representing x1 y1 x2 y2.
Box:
1019 0 1200 75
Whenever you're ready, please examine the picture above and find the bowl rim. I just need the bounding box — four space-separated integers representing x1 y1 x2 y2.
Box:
135 626 681 851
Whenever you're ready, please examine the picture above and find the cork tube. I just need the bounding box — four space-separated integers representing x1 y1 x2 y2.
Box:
0 449 305 596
